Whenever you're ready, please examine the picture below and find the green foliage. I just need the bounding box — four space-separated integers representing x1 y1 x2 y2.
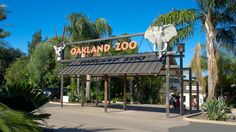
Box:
66 13 98 41
95 18 112 37
0 3 10 45
201 98 228 120
42 62 61 88
0 103 40 132
151 9 197 46
4 58 30 85
109 33 137 55
111 97 123 102
27 43 56 88
0 46 24 85
68 91 80 103
133 77 164 104
66 13 112 47
68 78 80 102
152 0 236 99
27 31 43 55
0 82 49 113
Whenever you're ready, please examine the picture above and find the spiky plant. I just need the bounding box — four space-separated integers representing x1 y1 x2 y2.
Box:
201 98 227 120
0 82 50 121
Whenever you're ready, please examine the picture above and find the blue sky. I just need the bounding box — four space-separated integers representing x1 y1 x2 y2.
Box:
1 0 202 67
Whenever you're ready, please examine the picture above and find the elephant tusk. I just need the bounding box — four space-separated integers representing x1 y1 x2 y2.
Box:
161 42 167 51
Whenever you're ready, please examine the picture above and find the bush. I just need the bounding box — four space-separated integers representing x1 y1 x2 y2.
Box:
111 97 123 103
201 98 228 120
0 103 40 132
0 82 50 121
68 91 81 103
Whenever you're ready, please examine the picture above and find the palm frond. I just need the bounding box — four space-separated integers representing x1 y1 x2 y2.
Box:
191 43 206 94
169 24 194 45
217 26 236 54
151 9 197 26
150 9 197 46
95 18 112 37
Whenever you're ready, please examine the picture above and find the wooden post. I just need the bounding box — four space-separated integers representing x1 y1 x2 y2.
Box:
108 77 111 106
166 55 170 118
82 77 85 107
60 75 64 108
180 52 184 115
96 77 99 107
104 75 108 112
123 74 127 111
196 81 200 111
77 75 80 94
189 69 192 113
129 79 134 104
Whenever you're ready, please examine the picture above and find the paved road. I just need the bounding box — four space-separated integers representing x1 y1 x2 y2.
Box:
169 122 236 132
42 103 236 132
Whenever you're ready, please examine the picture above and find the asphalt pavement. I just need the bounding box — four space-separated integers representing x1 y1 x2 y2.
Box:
169 122 236 132
42 102 236 132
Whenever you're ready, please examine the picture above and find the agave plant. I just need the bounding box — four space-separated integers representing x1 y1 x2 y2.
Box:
0 103 40 132
0 82 50 121
201 98 228 120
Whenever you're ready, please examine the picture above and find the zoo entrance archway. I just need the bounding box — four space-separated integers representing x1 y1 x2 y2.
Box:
57 33 199 118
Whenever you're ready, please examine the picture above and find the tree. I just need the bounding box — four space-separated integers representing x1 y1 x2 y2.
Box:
66 13 112 100
4 58 29 85
66 13 112 42
216 50 236 101
28 30 43 56
133 76 164 104
0 3 10 46
27 43 56 88
151 0 236 99
0 46 24 85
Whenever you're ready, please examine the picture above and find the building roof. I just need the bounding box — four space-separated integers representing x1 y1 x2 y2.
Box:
59 53 166 76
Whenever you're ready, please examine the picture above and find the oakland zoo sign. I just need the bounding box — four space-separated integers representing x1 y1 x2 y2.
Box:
70 41 137 56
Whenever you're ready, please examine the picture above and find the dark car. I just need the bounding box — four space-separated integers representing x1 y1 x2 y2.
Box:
42 88 68 101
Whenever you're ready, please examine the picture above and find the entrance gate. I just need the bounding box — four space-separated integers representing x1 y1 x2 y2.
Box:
57 33 198 118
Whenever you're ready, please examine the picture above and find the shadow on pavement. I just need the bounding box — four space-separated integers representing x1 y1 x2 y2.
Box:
45 102 199 115
97 103 181 114
43 127 125 132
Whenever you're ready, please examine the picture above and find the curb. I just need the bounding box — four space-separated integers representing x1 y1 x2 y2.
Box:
183 112 236 126
49 101 81 106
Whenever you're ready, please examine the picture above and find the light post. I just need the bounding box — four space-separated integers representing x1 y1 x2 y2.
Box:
177 43 185 115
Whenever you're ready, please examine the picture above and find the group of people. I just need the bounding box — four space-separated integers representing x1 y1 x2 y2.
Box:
170 93 198 109
169 94 180 109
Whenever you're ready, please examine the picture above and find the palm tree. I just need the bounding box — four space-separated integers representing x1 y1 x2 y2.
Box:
151 0 236 99
66 13 112 100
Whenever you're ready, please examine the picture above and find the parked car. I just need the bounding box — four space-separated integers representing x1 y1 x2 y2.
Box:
42 88 68 101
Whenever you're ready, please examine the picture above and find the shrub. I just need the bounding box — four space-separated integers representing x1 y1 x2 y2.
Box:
68 91 80 103
201 98 228 120
0 82 50 121
0 103 40 132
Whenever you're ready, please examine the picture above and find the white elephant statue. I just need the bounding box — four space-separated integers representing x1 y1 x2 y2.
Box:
144 24 177 58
